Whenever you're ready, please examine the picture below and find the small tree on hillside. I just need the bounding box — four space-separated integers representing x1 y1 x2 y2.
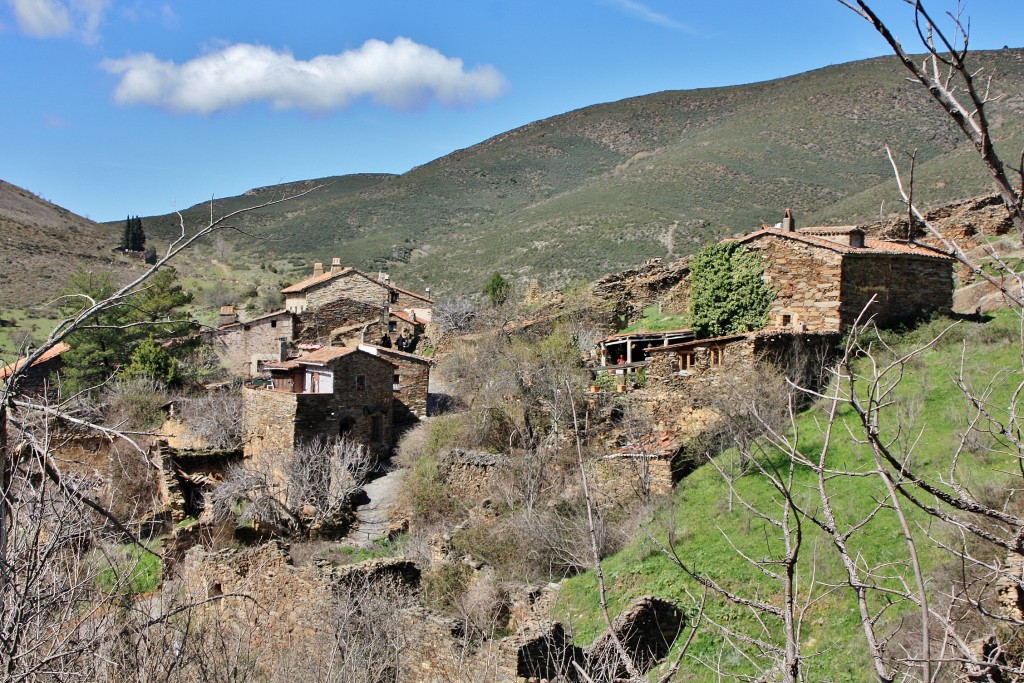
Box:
483 272 512 307
689 241 773 337
57 267 195 392
120 215 145 252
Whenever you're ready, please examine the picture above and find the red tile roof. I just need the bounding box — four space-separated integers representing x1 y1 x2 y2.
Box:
1 342 71 380
280 267 355 294
736 228 953 259
294 346 357 364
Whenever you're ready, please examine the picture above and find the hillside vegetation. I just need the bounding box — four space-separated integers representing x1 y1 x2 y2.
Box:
554 311 1024 680
129 50 1024 295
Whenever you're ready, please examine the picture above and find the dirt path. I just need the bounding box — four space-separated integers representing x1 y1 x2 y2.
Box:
346 466 406 548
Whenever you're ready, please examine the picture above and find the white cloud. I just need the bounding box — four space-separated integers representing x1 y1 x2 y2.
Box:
102 38 509 115
9 0 109 42
11 0 71 37
604 0 694 33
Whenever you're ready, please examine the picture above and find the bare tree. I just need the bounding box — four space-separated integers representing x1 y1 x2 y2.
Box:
208 437 372 538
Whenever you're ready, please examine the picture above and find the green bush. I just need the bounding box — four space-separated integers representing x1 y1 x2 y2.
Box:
689 242 773 337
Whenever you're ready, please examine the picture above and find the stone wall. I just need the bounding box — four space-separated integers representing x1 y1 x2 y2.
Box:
381 347 430 422
295 298 383 345
590 256 691 326
441 449 509 501
243 353 394 457
172 543 432 681
594 454 674 503
642 332 838 437
242 387 300 459
332 351 394 450
307 271 389 309
585 596 684 678
841 253 953 328
744 234 844 332
498 595 684 682
210 313 293 377
393 288 432 311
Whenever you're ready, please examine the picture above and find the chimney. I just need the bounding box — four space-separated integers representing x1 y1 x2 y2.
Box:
782 208 795 232
410 310 417 323
331 257 343 274
425 287 430 298
848 229 865 248
219 305 237 327
313 262 324 277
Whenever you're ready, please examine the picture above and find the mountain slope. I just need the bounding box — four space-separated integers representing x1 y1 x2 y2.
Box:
0 180 132 309
95 48 1024 294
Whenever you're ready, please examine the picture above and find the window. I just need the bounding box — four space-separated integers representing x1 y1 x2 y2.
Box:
678 351 695 372
709 346 724 366
780 314 792 327
393 374 401 390
355 374 366 391
270 320 277 328
389 321 397 332
390 291 399 304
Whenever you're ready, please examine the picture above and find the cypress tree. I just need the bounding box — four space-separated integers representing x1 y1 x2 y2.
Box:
120 216 132 251
129 216 145 251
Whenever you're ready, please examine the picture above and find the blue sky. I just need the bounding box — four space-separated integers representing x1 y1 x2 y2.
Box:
2 0 1023 222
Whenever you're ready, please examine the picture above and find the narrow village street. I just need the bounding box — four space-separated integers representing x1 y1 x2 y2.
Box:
345 464 406 548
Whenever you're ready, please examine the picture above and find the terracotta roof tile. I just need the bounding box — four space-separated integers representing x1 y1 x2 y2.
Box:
736 228 952 259
1 342 71 380
294 346 356 364
280 267 354 294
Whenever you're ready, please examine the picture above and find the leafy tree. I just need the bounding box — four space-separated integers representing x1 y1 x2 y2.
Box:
689 241 773 337
483 272 511 307
57 268 195 392
121 336 179 386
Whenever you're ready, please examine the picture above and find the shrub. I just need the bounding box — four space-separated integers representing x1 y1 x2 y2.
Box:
689 242 773 337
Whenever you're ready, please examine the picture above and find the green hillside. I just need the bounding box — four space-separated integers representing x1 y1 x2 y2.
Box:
128 49 1024 296
554 311 1022 680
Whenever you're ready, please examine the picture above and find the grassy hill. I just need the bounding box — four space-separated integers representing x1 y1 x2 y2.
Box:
131 49 1024 296
553 311 1022 679
0 181 146 359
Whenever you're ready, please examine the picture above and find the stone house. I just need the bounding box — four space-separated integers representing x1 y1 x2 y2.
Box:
281 259 433 346
358 343 432 427
736 222 954 332
207 309 294 377
641 330 839 437
1 342 70 400
242 346 395 459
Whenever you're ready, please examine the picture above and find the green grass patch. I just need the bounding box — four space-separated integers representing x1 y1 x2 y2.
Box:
555 310 1024 679
620 304 690 333
96 543 162 595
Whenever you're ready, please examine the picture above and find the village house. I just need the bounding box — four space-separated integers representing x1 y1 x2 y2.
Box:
211 261 432 378
242 346 395 460
0 342 70 399
207 307 295 377
738 215 954 332
358 343 432 427
281 258 433 346
596 213 954 499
